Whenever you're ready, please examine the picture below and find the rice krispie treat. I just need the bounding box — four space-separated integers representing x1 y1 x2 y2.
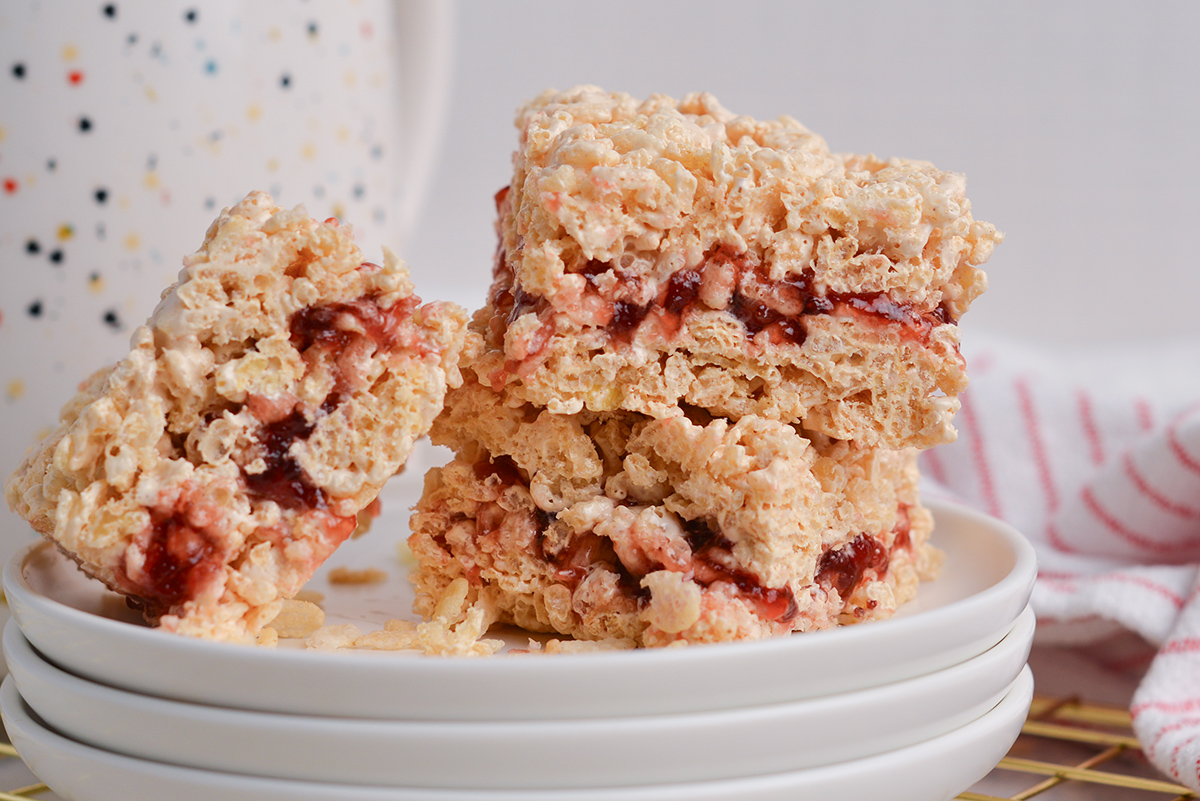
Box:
6 191 467 641
469 86 1000 449
409 378 939 648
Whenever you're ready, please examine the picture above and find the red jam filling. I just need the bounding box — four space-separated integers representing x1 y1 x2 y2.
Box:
493 242 954 359
241 293 423 509
460 458 922 627
473 454 525 487
129 293 421 611
816 533 890 597
137 511 220 608
244 294 418 513
467 460 800 623
289 292 420 365
616 247 953 347
543 530 626 588
487 254 557 375
243 408 324 511
683 517 799 624
681 515 726 552
893 505 913 551
696 558 799 623
122 503 224 612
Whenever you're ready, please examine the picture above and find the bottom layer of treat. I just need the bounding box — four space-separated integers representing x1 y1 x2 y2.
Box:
410 399 941 648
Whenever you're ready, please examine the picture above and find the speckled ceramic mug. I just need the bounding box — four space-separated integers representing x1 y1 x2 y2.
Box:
0 0 453 559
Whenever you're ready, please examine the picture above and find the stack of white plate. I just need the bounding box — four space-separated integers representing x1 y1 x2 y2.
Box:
0 498 1036 801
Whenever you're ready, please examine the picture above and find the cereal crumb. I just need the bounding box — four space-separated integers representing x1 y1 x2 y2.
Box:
641 570 702 634
432 577 471 623
268 599 325 638
542 638 636 655
327 566 388 585
353 628 419 651
348 616 503 655
414 611 504 656
384 618 419 633
256 626 279 648
305 623 362 650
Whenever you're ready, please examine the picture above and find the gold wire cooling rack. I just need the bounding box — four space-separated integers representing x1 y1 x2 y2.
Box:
0 695 1194 799
958 695 1197 800
0 745 44 801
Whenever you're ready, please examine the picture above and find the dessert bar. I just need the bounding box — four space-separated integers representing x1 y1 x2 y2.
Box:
408 86 996 649
6 192 466 641
470 86 1000 449
411 377 938 647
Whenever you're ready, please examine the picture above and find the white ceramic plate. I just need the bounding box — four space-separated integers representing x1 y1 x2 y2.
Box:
1 665 1034 801
3 606 1033 788
2 486 1036 721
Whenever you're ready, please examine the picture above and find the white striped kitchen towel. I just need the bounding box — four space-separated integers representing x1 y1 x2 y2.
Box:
921 334 1200 791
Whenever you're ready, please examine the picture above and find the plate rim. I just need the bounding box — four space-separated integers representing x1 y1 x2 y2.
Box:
3 498 1037 719
4 608 1033 787
0 666 1035 800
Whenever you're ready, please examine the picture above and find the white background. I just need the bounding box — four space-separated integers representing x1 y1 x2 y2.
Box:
405 0 1200 349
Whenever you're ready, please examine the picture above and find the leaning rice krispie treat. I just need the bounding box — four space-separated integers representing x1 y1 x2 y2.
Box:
409 378 939 648
6 191 467 641
469 86 1000 449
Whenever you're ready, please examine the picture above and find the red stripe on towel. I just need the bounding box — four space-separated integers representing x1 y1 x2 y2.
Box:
960 390 1003 519
1016 375 1066 548
1077 389 1106 465
1135 397 1156 433
1167 409 1200 476
1082 485 1200 557
1123 452 1200 520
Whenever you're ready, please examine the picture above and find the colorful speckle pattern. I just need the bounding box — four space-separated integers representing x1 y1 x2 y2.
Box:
0 0 414 492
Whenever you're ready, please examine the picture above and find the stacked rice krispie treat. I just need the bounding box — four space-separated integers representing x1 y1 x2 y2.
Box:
7 192 466 642
409 86 1000 648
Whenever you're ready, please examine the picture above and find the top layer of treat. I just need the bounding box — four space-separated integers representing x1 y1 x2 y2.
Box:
465 87 1000 448
503 85 996 323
